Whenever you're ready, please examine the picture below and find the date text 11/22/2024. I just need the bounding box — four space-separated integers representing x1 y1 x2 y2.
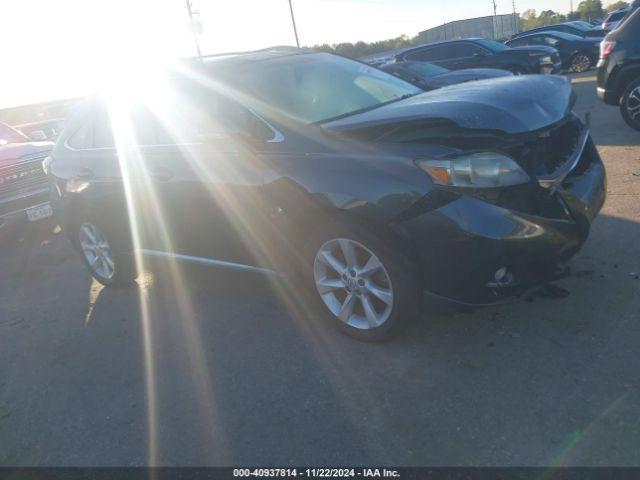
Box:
233 468 401 478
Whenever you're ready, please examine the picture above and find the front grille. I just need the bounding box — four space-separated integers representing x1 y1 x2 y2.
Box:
0 156 48 200
0 190 49 217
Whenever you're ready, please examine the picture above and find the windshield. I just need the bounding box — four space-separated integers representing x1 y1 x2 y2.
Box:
475 39 511 52
0 122 28 145
227 53 422 124
405 62 449 78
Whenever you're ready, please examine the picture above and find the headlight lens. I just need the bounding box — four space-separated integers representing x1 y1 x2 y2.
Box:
416 152 530 188
540 55 553 63
65 178 90 193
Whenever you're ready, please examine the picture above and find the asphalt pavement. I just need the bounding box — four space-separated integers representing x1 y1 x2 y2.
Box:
1 72 639 466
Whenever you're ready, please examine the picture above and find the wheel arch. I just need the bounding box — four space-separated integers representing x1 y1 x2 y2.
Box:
615 63 640 100
281 195 426 290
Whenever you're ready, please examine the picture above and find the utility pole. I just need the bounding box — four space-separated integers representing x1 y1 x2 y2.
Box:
492 0 497 16
288 0 300 48
185 0 203 60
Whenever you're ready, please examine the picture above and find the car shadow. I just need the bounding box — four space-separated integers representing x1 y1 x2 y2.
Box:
73 211 640 466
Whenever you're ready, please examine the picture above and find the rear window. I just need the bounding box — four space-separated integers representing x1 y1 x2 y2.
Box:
608 11 627 22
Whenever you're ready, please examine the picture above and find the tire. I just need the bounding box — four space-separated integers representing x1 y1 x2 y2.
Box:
569 52 593 73
77 220 137 287
304 220 419 342
620 77 640 131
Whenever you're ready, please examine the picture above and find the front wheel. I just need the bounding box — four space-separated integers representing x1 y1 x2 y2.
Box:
620 78 640 131
78 221 137 287
306 222 418 341
569 53 593 73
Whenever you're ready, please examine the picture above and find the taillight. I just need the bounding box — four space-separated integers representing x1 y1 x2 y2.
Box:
602 22 611 29
600 40 616 59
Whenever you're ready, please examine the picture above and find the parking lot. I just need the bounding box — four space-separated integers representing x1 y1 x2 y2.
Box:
1 72 639 467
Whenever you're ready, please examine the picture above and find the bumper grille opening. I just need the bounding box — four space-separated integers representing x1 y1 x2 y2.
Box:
508 115 584 178
530 116 583 177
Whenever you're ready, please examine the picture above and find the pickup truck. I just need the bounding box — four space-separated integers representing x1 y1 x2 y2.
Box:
0 121 53 239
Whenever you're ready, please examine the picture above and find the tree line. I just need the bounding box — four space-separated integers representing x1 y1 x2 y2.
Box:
521 0 629 30
309 0 629 60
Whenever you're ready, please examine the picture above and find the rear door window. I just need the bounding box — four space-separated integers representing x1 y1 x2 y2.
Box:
405 45 452 62
452 43 487 58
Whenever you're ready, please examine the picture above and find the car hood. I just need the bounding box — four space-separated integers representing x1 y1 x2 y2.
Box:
323 75 574 136
0 142 53 168
427 68 513 88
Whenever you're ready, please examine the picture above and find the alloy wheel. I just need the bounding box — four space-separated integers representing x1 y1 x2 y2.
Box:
313 238 394 330
79 222 115 281
571 54 591 73
626 86 640 123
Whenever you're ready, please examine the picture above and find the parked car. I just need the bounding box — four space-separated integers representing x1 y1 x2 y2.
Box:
597 7 640 130
372 38 562 75
511 22 607 40
506 31 601 73
49 48 606 340
602 8 630 30
378 61 512 90
590 18 604 26
0 122 54 239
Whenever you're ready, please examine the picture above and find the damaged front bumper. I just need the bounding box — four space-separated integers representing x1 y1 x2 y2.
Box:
396 133 606 307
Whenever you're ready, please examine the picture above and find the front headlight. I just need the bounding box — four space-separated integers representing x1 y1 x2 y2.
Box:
540 55 553 63
65 178 90 193
415 152 530 188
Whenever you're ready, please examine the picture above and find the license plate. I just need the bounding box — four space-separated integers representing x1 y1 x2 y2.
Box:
26 203 53 222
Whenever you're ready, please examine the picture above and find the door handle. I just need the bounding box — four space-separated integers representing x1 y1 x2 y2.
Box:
149 166 173 182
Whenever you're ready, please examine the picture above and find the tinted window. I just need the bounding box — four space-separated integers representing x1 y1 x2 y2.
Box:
608 11 627 21
67 120 93 149
540 35 561 46
475 39 511 52
452 43 487 57
405 45 452 62
508 37 528 47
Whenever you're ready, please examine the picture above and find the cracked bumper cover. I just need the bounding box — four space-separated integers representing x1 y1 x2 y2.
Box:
396 145 606 307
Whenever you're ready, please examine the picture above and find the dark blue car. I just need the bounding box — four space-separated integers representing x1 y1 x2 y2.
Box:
506 31 601 73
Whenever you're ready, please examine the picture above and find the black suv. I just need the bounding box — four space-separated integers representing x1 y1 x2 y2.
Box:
49 49 605 340
390 38 562 75
506 31 601 73
597 7 640 130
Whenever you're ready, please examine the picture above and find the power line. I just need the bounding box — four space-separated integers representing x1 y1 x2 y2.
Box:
288 0 300 48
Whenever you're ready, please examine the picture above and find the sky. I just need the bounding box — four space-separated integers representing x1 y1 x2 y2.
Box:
0 0 618 109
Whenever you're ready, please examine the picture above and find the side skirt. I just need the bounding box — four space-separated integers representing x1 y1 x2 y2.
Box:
137 249 279 276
